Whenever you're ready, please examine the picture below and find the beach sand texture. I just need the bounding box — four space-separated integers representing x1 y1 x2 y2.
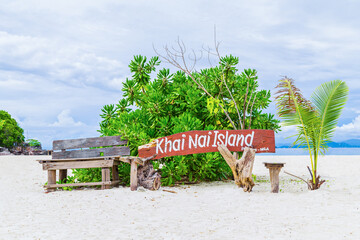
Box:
1 155 359 240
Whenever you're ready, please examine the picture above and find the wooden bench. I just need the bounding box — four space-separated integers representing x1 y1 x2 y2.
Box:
38 136 154 192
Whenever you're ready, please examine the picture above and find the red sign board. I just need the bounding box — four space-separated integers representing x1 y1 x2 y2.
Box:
138 129 275 159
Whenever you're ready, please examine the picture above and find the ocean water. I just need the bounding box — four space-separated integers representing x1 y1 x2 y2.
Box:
263 148 360 155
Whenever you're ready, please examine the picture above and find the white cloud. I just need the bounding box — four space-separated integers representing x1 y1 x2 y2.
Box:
50 110 84 127
336 115 360 133
0 31 125 88
1 0 360 149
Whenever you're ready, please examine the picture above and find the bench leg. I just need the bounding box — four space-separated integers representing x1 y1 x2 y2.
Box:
47 170 56 192
101 167 111 190
59 169 67 183
130 160 138 191
112 166 119 187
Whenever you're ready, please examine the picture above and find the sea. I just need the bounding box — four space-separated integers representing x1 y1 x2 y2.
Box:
264 148 360 155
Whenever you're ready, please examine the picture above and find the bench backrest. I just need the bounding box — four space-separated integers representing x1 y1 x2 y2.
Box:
52 136 130 159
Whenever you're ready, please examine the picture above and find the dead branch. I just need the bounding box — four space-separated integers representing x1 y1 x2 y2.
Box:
284 171 312 189
163 189 177 194
242 82 250 128
154 40 238 130
248 94 257 129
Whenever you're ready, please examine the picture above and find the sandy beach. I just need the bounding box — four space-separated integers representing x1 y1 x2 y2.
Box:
1 155 359 240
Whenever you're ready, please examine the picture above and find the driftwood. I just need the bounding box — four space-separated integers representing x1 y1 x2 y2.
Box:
218 144 256 192
137 162 161 190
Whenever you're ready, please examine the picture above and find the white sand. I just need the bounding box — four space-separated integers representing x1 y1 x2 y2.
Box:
0 155 359 240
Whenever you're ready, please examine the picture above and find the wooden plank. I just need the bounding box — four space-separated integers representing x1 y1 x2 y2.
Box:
39 155 145 164
45 180 120 188
112 166 119 182
43 160 114 170
130 159 138 191
138 129 275 159
52 146 130 159
53 136 127 150
47 170 56 192
59 169 67 182
101 168 111 190
38 156 118 163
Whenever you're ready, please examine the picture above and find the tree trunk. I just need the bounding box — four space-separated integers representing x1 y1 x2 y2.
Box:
137 162 161 190
218 144 256 192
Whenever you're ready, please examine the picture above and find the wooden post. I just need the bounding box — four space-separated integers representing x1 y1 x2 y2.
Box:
101 168 111 190
112 165 119 187
130 159 138 191
47 170 56 192
59 169 67 183
264 163 285 193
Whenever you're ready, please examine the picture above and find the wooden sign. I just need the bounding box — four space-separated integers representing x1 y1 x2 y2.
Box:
138 129 275 159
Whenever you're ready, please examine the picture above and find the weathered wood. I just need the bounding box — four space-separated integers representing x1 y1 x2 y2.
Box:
238 147 256 192
130 159 138 191
101 168 111 190
163 189 177 194
53 135 127 150
59 169 67 182
264 163 285 193
39 155 152 166
139 129 275 159
217 143 239 181
120 155 156 165
112 166 119 187
52 146 130 159
47 170 56 192
39 136 162 192
45 180 120 188
218 144 256 192
38 156 119 163
137 162 161 190
43 160 114 170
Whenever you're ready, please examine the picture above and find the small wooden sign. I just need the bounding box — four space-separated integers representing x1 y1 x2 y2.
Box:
138 129 275 159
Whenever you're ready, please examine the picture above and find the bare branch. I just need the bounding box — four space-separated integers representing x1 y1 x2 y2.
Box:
153 33 239 130
284 171 312 189
242 82 250 128
220 68 243 129
214 25 222 61
248 94 257 129
245 84 256 117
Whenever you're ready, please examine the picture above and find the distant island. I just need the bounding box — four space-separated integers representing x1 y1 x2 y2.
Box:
276 139 360 148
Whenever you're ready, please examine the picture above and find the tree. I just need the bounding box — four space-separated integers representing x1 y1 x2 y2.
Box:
95 55 280 186
0 110 25 150
275 77 348 190
26 139 41 147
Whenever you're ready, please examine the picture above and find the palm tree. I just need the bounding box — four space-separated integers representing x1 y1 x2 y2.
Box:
275 77 348 190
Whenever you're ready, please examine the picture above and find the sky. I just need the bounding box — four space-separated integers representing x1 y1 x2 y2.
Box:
0 0 359 149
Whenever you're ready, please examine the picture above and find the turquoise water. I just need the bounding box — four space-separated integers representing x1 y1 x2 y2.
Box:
263 148 360 155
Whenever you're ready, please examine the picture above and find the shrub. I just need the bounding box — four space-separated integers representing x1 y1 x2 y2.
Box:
74 55 280 186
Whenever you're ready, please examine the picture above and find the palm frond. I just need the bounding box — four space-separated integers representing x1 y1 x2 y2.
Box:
275 77 318 176
275 77 314 116
312 80 349 145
